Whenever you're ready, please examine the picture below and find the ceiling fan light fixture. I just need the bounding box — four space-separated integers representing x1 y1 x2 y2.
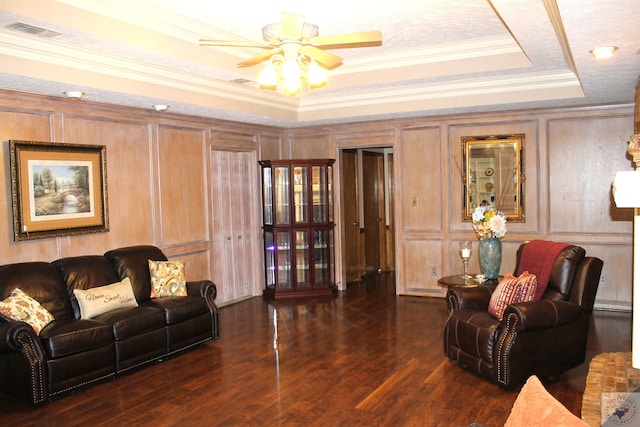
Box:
199 12 381 96
590 46 618 59
308 61 327 89
258 63 278 90
282 58 302 96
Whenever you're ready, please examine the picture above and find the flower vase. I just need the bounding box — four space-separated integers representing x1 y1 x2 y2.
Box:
478 237 502 280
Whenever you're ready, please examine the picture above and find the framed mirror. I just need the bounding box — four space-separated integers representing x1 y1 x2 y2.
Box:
462 134 525 222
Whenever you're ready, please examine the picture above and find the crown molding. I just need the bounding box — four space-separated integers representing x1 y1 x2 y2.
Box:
336 35 525 74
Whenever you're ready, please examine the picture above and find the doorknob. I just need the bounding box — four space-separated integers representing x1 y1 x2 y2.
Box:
352 221 359 226
376 218 382 222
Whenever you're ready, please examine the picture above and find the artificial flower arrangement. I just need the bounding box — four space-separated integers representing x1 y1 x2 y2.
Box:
472 206 507 240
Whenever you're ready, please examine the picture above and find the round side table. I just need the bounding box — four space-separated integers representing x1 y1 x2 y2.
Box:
437 275 478 288
437 275 500 288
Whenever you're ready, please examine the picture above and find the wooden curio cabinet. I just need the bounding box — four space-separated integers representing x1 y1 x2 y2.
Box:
259 159 336 298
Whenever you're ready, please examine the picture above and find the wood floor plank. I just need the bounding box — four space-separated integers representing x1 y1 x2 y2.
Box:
0 272 631 426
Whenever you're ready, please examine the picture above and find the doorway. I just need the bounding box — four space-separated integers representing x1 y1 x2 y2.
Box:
340 148 395 283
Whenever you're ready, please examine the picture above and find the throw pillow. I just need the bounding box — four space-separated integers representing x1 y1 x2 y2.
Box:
504 375 589 426
0 288 55 334
488 272 538 321
148 260 187 298
73 277 138 319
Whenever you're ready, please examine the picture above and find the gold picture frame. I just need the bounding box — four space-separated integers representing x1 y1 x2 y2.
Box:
9 140 109 241
462 134 525 222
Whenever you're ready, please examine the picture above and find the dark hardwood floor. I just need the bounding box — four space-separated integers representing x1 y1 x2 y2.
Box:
0 272 631 426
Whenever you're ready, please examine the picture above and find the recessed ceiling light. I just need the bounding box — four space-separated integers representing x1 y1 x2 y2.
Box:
64 91 84 100
153 104 169 112
589 46 618 59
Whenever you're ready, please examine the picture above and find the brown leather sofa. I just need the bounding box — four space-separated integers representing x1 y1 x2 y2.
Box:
0 245 219 404
444 242 603 388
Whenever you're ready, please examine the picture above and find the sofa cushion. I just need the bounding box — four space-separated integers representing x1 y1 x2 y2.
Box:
142 296 209 325
39 318 114 359
0 262 74 320
504 375 588 426
149 260 187 298
53 255 122 318
73 278 138 319
93 306 165 340
105 246 168 303
0 288 55 334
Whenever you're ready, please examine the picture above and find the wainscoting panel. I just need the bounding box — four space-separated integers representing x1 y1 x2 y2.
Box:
547 115 634 235
400 126 442 233
62 115 155 253
157 125 209 247
403 239 444 295
0 108 56 262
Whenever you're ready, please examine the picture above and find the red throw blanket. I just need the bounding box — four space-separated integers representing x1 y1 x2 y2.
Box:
516 240 569 300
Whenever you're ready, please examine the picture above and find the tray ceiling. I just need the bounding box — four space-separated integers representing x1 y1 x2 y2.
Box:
0 0 638 126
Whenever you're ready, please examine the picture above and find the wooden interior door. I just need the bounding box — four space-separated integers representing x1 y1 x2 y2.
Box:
210 149 259 304
385 153 395 271
362 151 386 275
341 150 364 282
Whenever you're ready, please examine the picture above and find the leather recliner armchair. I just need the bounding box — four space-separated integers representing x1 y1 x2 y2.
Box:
443 242 603 388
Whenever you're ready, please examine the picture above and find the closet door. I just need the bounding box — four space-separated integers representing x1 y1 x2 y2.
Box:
210 150 260 304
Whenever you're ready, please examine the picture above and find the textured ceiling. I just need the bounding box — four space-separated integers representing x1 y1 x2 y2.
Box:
0 0 638 127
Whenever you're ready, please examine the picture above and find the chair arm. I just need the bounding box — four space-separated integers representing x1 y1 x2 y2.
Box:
446 285 493 313
0 319 48 404
502 300 584 332
186 280 220 340
186 279 218 302
0 319 38 353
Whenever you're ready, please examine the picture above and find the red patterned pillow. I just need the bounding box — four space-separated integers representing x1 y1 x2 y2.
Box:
488 272 538 321
516 271 538 302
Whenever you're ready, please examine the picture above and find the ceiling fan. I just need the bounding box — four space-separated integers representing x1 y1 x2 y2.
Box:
199 12 383 70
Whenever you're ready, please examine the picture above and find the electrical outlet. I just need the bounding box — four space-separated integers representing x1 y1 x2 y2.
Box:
599 273 606 287
430 265 438 277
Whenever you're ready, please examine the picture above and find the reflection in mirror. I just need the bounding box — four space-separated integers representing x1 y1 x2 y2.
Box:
462 134 525 222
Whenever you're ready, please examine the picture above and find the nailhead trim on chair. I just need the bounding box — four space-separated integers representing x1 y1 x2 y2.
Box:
443 293 457 358
16 330 46 404
497 300 563 386
497 312 518 386
49 372 115 397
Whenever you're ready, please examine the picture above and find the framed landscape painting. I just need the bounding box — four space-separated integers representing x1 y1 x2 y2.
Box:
9 140 109 241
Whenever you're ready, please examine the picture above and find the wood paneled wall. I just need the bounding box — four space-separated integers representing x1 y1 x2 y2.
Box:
0 90 274 306
0 89 635 310
284 106 635 311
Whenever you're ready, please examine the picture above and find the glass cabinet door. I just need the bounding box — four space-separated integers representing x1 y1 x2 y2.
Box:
274 166 290 225
327 165 333 223
275 231 291 289
262 167 273 225
313 229 328 285
293 166 308 224
264 231 275 288
312 165 327 223
294 230 310 288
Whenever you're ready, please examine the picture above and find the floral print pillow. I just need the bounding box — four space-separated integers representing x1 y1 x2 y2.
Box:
0 288 54 334
148 260 187 298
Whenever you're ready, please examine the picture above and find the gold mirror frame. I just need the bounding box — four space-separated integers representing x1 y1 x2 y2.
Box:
462 134 525 222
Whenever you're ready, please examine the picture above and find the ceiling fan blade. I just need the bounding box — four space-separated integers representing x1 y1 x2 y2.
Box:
199 39 272 49
237 48 282 68
310 31 382 49
281 12 304 38
300 46 343 70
